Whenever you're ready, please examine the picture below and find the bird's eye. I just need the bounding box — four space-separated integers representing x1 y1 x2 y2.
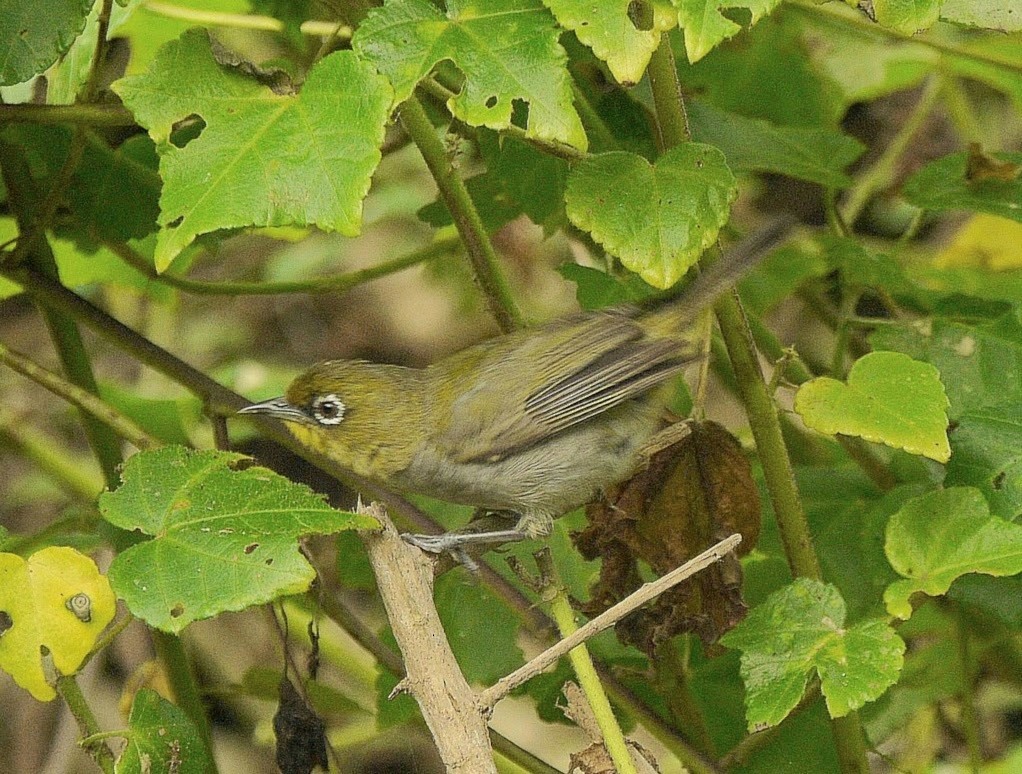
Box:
311 393 346 425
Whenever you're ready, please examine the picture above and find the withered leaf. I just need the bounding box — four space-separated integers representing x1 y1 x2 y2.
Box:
576 420 760 653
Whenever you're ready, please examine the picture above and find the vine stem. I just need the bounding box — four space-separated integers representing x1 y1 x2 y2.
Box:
52 674 117 774
141 0 350 38
839 76 941 226
0 342 158 450
539 550 638 774
105 235 460 296
398 94 523 332
646 28 871 774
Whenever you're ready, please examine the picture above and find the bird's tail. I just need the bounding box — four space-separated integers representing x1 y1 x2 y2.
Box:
644 214 795 332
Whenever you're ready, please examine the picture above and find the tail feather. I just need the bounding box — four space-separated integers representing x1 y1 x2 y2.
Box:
644 214 795 330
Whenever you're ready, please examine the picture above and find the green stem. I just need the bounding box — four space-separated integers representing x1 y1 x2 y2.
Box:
81 0 114 103
654 642 716 757
646 33 821 581
0 141 123 488
839 76 940 226
0 415 103 500
0 341 158 450
537 552 637 774
141 0 351 38
955 605 983 772
647 31 691 148
54 674 117 774
107 236 460 296
714 294 821 580
570 82 619 153
0 103 135 127
787 0 1022 74
399 94 523 332
646 29 871 774
151 631 215 761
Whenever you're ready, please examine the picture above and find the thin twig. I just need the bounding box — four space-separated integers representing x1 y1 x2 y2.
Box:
480 534 742 708
106 235 460 296
0 341 158 450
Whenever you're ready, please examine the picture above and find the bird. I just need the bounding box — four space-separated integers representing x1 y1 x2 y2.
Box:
239 219 789 558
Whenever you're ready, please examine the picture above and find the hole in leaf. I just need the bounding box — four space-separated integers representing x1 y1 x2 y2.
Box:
19 29 29 39
994 471 1006 490
627 1 654 31
0 611 12 636
485 95 498 109
170 603 185 618
244 543 259 554
722 7 752 26
265 558 274 566
169 114 207 148
511 99 529 131
167 216 184 228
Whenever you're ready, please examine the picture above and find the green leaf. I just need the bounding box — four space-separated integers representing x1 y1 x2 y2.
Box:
945 403 1022 520
417 172 523 233
45 0 141 104
542 0 676 85
721 578 905 727
673 0 783 64
870 310 1022 419
564 144 736 288
0 547 117 701
687 100 865 187
794 351 951 463
98 383 200 447
736 242 830 316
480 133 569 230
941 0 1022 31
435 573 523 684
334 530 376 592
114 30 393 269
0 125 161 245
116 688 212 774
873 0 941 35
100 446 376 633
353 0 587 150
557 263 655 310
884 487 1022 619
903 152 1022 224
0 0 93 86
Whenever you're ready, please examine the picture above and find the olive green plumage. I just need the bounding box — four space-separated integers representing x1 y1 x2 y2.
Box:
239 220 787 553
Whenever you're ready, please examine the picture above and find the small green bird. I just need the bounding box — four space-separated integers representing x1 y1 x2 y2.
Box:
240 220 788 556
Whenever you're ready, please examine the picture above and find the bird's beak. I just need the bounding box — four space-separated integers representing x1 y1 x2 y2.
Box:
237 397 308 423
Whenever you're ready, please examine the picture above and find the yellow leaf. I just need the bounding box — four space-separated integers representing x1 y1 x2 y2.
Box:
934 214 1022 271
0 547 117 701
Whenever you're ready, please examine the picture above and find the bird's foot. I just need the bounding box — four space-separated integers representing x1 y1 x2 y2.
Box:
401 527 528 571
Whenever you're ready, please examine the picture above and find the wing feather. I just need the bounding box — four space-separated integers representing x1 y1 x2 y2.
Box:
436 311 691 463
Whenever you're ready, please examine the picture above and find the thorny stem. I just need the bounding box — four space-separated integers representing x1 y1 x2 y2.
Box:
539 551 638 774
399 94 523 332
53 674 117 774
646 26 871 774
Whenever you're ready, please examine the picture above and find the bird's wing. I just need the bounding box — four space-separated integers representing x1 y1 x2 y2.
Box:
435 311 691 463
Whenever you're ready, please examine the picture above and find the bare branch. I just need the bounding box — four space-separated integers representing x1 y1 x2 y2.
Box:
480 534 742 709
358 503 496 773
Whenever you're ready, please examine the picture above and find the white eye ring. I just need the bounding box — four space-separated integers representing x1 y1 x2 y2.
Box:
311 393 346 425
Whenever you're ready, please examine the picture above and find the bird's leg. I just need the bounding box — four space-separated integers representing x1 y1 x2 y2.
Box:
401 510 542 562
